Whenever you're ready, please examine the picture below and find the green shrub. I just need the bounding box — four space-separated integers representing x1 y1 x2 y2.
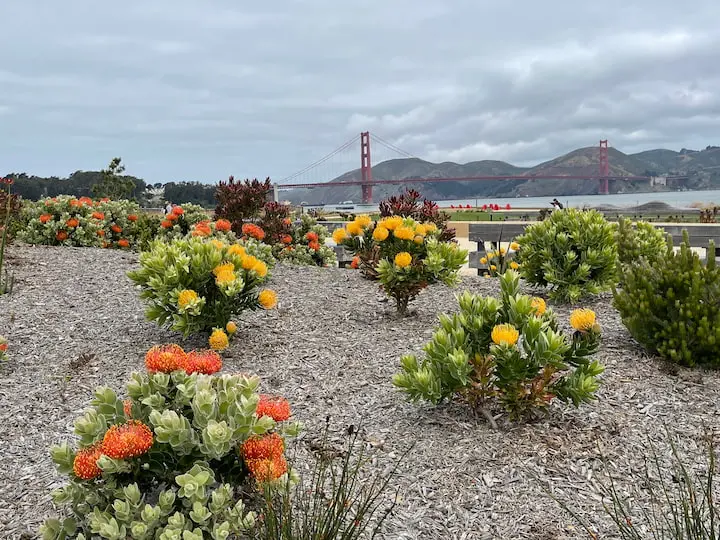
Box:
41 343 300 540
516 208 617 303
19 196 103 247
393 270 604 423
127 237 277 348
158 203 211 240
615 216 667 268
275 215 337 267
613 231 720 367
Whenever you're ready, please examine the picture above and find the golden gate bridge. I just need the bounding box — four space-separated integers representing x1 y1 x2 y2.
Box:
277 132 686 204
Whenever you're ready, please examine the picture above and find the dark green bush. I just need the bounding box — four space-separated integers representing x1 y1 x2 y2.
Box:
516 208 617 303
615 216 667 268
614 231 720 367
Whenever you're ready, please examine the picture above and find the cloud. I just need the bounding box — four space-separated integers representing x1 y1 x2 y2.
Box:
0 0 719 182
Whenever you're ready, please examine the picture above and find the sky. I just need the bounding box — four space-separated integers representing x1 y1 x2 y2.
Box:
1 0 719 184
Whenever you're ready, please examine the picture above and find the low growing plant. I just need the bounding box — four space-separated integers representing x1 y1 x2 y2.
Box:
275 215 337 267
158 204 211 240
337 215 467 314
613 231 720 367
19 196 103 247
393 270 604 424
615 216 667 269
128 237 278 350
41 343 300 540
516 208 617 303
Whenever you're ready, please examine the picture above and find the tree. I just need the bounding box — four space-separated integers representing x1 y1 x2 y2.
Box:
91 158 136 200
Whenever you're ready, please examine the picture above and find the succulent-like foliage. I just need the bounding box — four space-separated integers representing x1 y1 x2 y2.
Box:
127 237 276 338
393 271 604 421
338 215 467 313
615 216 667 268
516 208 617 303
157 203 211 240
614 231 720 367
275 215 337 267
41 345 299 540
20 196 104 247
379 188 455 242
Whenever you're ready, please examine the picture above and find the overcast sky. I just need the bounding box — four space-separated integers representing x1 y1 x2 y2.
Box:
1 1 719 183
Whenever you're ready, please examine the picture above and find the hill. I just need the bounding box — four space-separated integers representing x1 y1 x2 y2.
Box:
284 144 720 204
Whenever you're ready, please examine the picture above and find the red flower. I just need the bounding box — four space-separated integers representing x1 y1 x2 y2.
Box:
241 433 284 460
255 395 291 422
145 344 187 373
183 350 223 375
73 443 103 480
241 223 266 241
97 230 105 237
78 197 92 205
101 421 153 459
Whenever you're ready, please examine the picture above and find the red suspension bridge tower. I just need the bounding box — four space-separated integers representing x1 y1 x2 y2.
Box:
598 139 609 195
360 131 373 204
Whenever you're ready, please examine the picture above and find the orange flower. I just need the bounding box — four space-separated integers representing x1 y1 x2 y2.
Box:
191 222 212 237
118 239 130 248
350 256 360 269
241 433 285 461
66 218 79 228
283 218 292 225
111 224 122 234
73 443 103 480
101 421 153 459
145 344 187 373
123 399 133 418
161 220 173 229
102 241 110 248
183 350 223 375
281 234 292 244
246 455 288 483
92 211 105 220
56 231 68 241
39 214 51 224
255 395 291 422
243 223 266 241
214 219 231 232
166 213 178 221
172 206 185 216
78 196 93 205
100 197 110 202
97 229 105 237
127 214 138 222
305 231 319 242
308 240 320 251
69 199 82 207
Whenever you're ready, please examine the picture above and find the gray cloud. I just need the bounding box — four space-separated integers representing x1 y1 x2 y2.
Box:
1 0 719 182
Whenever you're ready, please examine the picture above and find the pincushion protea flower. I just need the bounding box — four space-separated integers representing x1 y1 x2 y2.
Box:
145 344 187 373
241 223 265 241
491 324 519 346
101 420 153 459
373 226 389 241
332 228 347 243
570 308 596 331
184 350 223 375
241 433 285 461
73 443 103 480
246 456 288 483
209 328 229 351
214 218 232 232
394 252 412 268
255 395 291 422
530 297 546 316
258 289 277 309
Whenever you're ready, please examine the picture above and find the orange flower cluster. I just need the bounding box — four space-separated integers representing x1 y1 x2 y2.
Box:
101 421 154 459
215 219 232 232
144 344 222 375
191 220 213 237
241 223 265 241
72 443 103 480
350 256 360 269
281 234 292 244
256 395 291 422
305 231 318 242
241 433 288 483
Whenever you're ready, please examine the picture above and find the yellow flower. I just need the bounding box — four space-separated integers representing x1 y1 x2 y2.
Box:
414 224 427 236
570 309 596 331
510 242 520 251
215 269 236 285
490 265 497 271
381 216 403 231
178 289 198 309
480 257 487 264
413 235 424 244
213 262 235 276
332 228 347 243
394 252 412 268
226 321 237 334
499 247 506 255
530 297 546 316
373 226 389 241
228 244 246 257
491 324 519 346
211 239 226 250
424 222 437 232
510 261 519 270
394 226 414 241
252 260 268 278
258 289 278 309
483 274 491 279
355 214 372 228
346 221 363 236
209 329 229 351
487 252 496 259
241 255 258 270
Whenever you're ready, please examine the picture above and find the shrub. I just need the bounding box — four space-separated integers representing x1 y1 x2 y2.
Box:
40 343 300 540
0 335 7 362
133 213 162 252
19 196 103 247
613 231 720 367
257 202 293 246
481 241 521 277
516 208 617 303
275 215 337 267
157 203 210 240
93 199 145 250
379 188 455 242
338 215 467 313
615 216 667 268
189 220 276 271
127 237 278 348
215 176 272 233
393 270 604 423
